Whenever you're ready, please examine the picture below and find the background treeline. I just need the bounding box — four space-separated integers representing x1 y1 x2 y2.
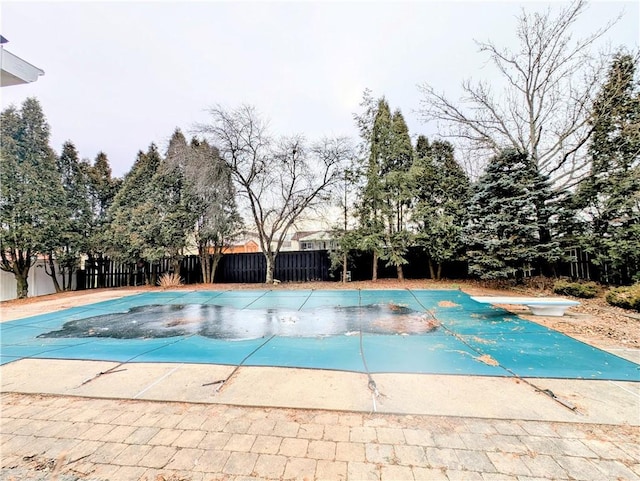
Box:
333 51 639 288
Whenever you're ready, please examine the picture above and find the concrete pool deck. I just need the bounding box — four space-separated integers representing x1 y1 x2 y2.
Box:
2 288 639 480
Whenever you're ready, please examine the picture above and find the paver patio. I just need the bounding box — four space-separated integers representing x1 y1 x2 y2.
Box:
2 392 640 481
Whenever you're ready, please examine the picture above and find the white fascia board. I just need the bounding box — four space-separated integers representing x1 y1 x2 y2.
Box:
1 48 44 86
298 231 333 242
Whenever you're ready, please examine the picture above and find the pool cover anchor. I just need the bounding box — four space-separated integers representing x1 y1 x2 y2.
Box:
537 388 578 411
203 334 277 395
359 327 383 412
79 366 127 386
202 379 226 392
368 378 383 413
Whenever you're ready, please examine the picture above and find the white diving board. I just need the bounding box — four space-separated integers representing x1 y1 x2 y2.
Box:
470 296 580 317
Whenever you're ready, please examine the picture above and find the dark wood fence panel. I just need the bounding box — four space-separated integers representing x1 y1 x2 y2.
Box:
216 250 331 283
217 252 264 283
76 246 622 291
79 251 333 289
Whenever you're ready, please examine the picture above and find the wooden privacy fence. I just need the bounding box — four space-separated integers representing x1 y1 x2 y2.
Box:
75 247 619 290
77 250 333 289
217 250 331 283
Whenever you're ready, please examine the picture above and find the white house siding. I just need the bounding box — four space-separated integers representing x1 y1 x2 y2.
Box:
0 259 69 301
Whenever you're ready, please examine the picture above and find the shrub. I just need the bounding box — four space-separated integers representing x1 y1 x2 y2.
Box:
552 280 599 298
158 272 183 288
606 283 640 312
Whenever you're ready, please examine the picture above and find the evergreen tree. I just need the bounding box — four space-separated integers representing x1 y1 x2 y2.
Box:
141 135 198 278
411 137 470 279
574 52 640 282
86 152 121 288
356 98 390 281
380 109 413 280
107 144 163 284
464 149 562 280
45 141 93 291
0 98 65 298
356 98 414 280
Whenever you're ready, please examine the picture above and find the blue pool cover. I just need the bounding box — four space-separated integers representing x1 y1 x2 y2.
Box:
1 289 638 381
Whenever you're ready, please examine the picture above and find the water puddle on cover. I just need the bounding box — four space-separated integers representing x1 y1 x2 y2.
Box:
38 304 440 340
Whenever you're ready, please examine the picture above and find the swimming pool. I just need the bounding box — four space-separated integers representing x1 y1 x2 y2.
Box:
1 289 638 381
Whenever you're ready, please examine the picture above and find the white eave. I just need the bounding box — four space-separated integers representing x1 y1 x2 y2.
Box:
1 48 44 87
298 231 333 242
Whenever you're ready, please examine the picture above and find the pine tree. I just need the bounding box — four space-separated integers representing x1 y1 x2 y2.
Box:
107 144 163 284
574 52 640 282
411 137 470 279
355 98 415 280
464 149 562 280
46 141 93 291
139 134 199 278
356 98 390 281
0 98 65 298
380 109 413 280
86 152 121 288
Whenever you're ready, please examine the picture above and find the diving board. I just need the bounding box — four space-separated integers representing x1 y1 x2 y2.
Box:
470 296 579 317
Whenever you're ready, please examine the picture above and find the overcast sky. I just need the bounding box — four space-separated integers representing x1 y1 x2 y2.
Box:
1 1 638 177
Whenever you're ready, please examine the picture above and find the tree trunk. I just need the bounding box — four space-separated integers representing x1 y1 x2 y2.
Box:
200 253 211 283
62 266 68 291
15 273 29 299
1 249 33 298
372 251 378 282
428 259 436 280
211 254 222 283
67 268 74 291
149 263 158 286
47 254 63 293
199 244 212 283
437 263 442 281
342 251 348 284
396 264 404 281
171 257 181 276
265 252 276 284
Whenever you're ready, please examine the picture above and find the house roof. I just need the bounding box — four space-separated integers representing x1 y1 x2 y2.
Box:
291 230 321 241
1 46 44 87
297 231 333 242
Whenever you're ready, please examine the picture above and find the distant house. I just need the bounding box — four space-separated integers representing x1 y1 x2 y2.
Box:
0 36 44 87
223 232 261 254
224 239 260 254
292 230 336 251
221 230 337 254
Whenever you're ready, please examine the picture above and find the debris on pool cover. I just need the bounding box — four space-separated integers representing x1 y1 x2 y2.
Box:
37 303 441 341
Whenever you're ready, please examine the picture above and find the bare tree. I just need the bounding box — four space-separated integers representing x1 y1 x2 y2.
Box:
197 105 351 283
418 0 620 189
165 129 242 283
